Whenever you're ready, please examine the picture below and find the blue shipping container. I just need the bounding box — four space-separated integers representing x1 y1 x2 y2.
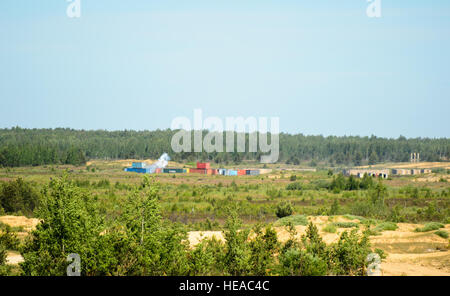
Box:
249 170 260 176
125 167 147 174
132 162 147 168
226 170 238 176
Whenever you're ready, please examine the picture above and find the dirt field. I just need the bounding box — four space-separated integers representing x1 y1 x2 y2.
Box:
188 216 450 276
0 215 40 232
3 214 449 275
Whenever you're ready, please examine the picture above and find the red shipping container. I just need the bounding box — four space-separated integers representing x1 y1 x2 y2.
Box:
197 162 210 169
237 169 247 176
190 168 207 174
206 169 218 175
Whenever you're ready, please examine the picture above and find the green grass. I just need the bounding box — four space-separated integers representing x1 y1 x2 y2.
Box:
434 230 449 239
274 215 308 226
375 222 398 232
343 214 366 222
332 222 359 228
322 224 337 233
364 228 381 236
415 222 445 233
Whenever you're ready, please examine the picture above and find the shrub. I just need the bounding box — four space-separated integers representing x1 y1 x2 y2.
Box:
329 199 340 215
278 249 328 276
0 243 6 265
415 222 444 232
329 230 371 276
278 222 328 276
0 178 40 215
248 225 279 275
434 230 449 239
275 215 308 227
332 222 359 228
275 201 294 218
0 226 20 250
343 214 366 222
374 248 387 260
375 222 398 232
222 210 251 276
286 182 302 191
323 224 337 233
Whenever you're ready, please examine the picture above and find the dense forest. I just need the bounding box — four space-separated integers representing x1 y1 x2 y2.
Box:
0 127 448 167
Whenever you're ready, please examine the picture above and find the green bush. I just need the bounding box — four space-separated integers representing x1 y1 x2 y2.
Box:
434 230 449 239
286 182 302 191
274 215 308 227
329 230 371 276
322 224 337 233
0 178 40 215
415 222 445 232
275 201 294 218
0 227 20 250
0 244 6 266
374 248 387 260
332 222 359 228
375 222 398 232
343 214 366 222
279 249 328 276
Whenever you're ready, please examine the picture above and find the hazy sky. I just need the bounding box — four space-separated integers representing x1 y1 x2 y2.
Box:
0 1 449 138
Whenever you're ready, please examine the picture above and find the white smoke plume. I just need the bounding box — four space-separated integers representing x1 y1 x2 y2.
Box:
148 153 171 173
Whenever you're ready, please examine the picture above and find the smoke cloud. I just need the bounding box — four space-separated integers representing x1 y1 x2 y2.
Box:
148 153 171 173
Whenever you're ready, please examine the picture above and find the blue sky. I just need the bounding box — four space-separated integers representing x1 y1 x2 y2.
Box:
0 1 449 138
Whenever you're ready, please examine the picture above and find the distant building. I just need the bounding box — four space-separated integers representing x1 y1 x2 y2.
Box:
391 169 411 175
391 168 432 175
343 169 389 179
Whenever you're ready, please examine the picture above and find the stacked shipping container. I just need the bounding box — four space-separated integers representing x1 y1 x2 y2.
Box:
125 161 271 177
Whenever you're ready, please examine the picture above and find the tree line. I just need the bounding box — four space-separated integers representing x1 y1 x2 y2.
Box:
0 127 448 167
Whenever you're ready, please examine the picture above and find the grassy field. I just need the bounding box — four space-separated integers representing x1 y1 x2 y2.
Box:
0 160 449 275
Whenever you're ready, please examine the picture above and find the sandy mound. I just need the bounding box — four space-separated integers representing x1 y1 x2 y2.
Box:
6 251 24 265
0 215 40 232
187 231 224 247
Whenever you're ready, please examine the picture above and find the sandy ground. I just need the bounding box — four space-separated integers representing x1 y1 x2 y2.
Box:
188 216 450 276
0 215 40 232
1 216 39 266
3 215 449 275
6 251 24 265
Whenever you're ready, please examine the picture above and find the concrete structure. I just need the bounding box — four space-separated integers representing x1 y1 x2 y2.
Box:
343 169 389 179
391 168 432 175
410 153 420 163
411 169 422 175
391 169 411 175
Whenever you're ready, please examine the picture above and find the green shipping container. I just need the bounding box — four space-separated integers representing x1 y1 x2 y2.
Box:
162 168 184 173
